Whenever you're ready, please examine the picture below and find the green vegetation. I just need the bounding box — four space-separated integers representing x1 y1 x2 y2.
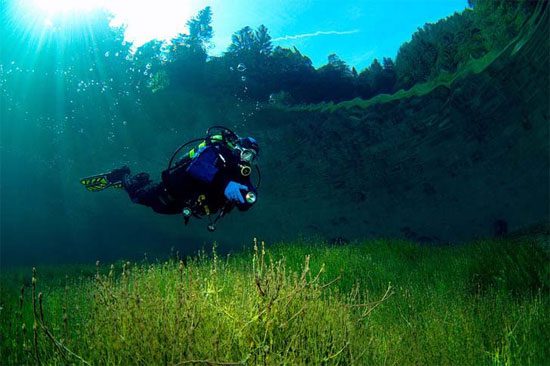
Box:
2 0 543 110
2 238 548 365
293 0 547 113
161 0 544 103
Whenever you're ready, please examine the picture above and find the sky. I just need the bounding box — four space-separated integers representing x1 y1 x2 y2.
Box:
26 0 469 70
206 0 469 70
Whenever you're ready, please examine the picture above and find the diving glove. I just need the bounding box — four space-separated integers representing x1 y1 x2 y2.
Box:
224 181 248 204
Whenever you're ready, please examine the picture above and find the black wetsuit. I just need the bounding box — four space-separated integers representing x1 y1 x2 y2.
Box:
123 142 256 215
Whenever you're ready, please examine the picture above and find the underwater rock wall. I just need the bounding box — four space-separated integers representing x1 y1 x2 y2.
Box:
235 7 549 243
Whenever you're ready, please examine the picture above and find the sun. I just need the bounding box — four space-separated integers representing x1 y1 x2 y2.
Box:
24 0 207 48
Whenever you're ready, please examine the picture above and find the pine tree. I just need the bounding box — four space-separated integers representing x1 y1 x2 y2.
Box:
254 25 273 56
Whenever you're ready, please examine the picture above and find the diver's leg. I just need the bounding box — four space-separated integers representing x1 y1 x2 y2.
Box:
123 174 179 214
106 166 131 183
123 173 157 204
82 167 176 213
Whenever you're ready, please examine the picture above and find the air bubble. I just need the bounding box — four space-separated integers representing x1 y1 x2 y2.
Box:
237 63 246 72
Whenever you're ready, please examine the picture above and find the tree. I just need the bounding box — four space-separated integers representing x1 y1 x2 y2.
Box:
381 57 397 93
269 46 315 101
166 7 213 90
328 54 351 74
357 68 373 99
170 6 212 60
223 25 276 100
469 0 538 50
254 25 273 56
133 40 166 91
368 58 384 92
313 54 356 102
356 57 396 97
228 26 256 56
187 6 213 52
394 25 439 90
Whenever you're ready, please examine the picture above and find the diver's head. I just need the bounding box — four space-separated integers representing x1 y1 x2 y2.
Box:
235 137 259 164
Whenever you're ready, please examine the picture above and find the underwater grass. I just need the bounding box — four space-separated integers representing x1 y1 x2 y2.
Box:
1 237 548 365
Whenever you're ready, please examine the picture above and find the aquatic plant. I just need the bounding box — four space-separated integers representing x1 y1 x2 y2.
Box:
1 238 547 365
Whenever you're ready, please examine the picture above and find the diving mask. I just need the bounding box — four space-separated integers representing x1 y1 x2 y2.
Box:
235 136 259 163
239 148 257 163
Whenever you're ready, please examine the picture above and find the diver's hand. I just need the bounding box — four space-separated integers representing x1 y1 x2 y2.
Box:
224 181 247 204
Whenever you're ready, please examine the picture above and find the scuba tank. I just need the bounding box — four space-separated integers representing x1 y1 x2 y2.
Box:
165 126 239 173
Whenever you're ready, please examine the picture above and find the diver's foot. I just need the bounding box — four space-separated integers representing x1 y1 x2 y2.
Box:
80 166 130 192
107 166 131 183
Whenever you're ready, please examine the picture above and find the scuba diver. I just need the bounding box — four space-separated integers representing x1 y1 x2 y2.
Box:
80 126 260 231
